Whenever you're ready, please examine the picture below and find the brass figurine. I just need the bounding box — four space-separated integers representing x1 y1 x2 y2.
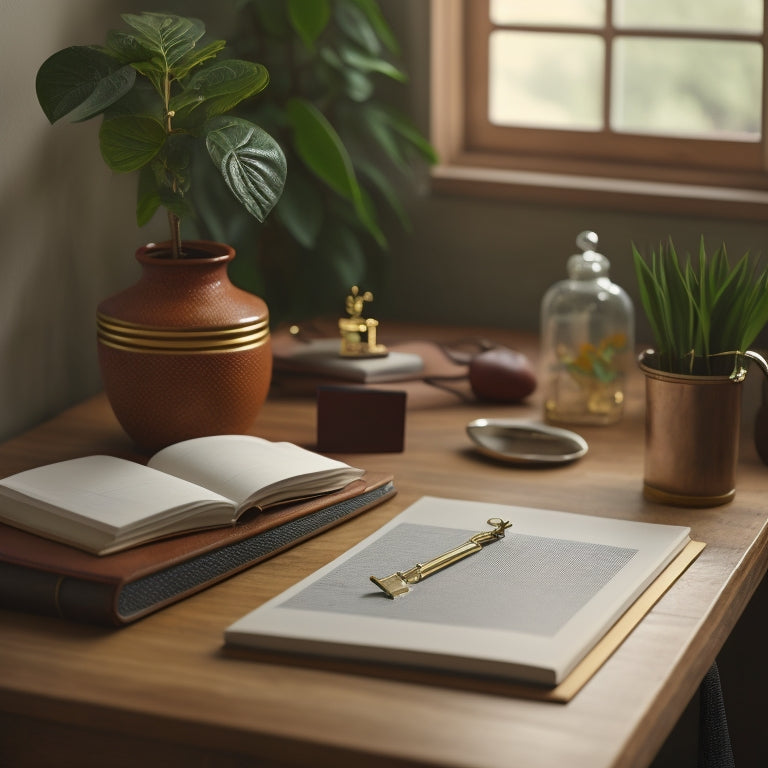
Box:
339 286 388 358
370 518 513 598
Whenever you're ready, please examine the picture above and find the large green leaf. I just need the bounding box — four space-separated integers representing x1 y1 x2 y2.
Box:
99 114 166 172
36 46 136 124
184 143 263 249
174 60 270 119
288 0 331 50
286 97 358 199
120 13 205 70
205 116 287 222
286 97 384 244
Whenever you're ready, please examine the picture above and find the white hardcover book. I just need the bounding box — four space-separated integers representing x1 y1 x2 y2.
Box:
225 496 695 687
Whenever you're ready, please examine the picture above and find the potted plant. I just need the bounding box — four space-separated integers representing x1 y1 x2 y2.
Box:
36 11 287 450
633 238 768 506
188 0 438 322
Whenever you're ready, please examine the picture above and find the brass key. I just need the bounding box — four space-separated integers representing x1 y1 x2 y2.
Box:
370 517 512 598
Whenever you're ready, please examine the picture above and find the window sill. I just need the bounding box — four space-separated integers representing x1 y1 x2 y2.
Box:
430 162 768 221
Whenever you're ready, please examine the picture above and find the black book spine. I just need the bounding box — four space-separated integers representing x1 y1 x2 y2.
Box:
0 562 117 624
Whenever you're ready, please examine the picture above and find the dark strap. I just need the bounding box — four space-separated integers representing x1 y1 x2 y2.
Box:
699 662 735 768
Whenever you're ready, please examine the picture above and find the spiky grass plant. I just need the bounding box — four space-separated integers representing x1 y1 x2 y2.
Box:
632 238 768 376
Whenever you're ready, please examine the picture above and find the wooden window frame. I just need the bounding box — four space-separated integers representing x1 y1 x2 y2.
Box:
430 0 768 219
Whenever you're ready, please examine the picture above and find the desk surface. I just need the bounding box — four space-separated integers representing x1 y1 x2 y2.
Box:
1 327 768 768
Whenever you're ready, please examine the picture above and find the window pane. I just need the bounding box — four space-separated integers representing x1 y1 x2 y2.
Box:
615 0 762 34
490 31 604 130
611 38 762 139
490 0 605 27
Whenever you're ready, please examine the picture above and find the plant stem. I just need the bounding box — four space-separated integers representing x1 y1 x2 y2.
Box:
163 71 182 258
168 210 182 258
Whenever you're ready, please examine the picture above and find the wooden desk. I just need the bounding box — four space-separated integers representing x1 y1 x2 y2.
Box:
1 328 767 767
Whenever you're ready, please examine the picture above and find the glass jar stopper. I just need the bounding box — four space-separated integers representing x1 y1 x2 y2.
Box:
568 230 609 279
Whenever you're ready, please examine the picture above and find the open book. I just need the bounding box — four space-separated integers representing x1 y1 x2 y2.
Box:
225 497 702 693
0 435 364 556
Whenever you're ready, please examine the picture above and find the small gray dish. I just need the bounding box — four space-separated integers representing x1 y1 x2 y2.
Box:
466 418 588 466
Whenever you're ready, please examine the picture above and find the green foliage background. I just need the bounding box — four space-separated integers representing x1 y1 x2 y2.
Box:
186 0 437 324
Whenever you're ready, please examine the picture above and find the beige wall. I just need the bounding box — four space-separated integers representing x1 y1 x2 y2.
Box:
0 0 163 441
2 0 768 442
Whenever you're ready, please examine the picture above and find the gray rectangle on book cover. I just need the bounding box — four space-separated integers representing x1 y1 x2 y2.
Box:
280 523 638 637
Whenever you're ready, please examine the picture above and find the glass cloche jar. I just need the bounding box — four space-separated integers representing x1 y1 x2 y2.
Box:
540 231 634 425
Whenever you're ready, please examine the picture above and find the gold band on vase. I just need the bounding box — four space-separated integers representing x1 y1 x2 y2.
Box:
97 313 270 354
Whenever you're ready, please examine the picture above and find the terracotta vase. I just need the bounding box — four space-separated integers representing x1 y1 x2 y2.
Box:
97 240 272 451
639 352 743 507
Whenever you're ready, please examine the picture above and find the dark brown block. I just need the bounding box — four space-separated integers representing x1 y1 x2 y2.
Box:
316 386 407 453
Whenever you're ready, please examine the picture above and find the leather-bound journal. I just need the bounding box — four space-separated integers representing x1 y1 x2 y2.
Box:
0 473 395 626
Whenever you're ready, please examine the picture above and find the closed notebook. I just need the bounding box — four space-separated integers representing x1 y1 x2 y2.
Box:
225 496 703 698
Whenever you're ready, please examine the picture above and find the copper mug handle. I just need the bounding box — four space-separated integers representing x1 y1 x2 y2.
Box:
737 349 768 381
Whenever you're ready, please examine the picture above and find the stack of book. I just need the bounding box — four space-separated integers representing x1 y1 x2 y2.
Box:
0 435 704 700
0 434 395 625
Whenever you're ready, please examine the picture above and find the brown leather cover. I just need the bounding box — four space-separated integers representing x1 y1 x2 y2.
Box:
0 473 395 626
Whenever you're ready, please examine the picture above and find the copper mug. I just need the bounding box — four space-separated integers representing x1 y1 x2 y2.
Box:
640 350 768 507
